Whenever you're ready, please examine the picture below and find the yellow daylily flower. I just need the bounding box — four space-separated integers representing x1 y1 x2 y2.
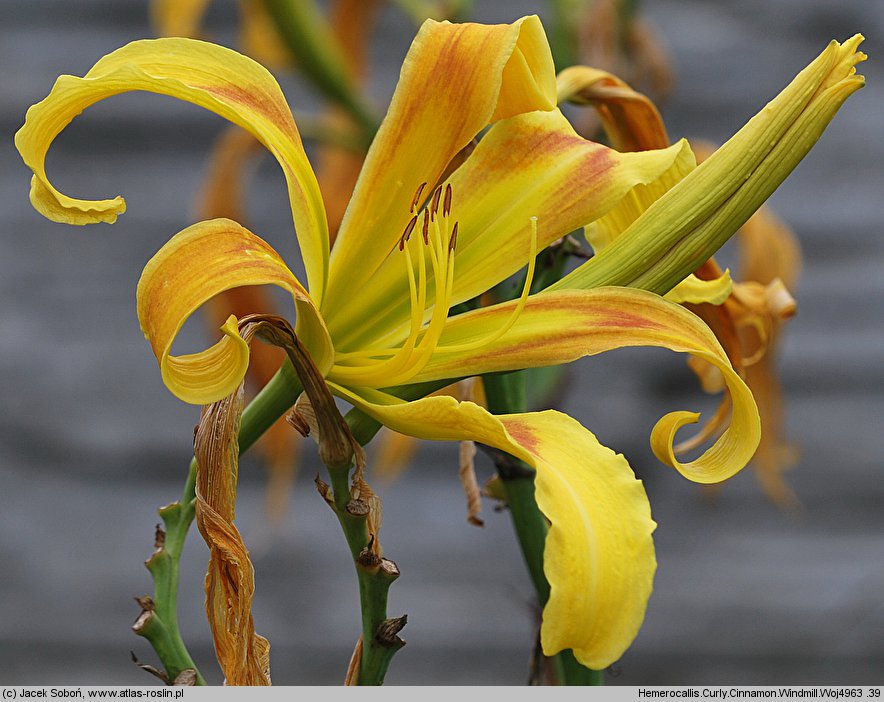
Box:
16 16 864 668
558 60 812 507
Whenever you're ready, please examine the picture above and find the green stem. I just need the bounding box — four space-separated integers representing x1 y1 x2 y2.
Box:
137 461 206 685
261 0 379 144
241 356 405 683
482 371 603 686
324 466 403 685
390 0 473 24
137 363 304 685
239 359 302 452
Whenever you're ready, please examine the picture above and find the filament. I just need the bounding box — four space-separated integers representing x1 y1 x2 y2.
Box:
330 186 538 389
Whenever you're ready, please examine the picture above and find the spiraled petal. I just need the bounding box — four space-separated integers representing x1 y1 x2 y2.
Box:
15 37 329 298
415 287 760 484
136 218 332 404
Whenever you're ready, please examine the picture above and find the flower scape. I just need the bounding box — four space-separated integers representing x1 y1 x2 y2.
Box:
15 11 865 685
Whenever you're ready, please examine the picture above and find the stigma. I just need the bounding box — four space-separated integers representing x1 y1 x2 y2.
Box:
331 184 537 388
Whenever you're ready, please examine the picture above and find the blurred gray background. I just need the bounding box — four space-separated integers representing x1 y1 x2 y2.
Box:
1 0 882 686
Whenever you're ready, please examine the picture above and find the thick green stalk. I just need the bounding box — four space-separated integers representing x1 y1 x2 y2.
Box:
242 350 404 684
390 0 473 24
323 465 403 685
482 371 603 686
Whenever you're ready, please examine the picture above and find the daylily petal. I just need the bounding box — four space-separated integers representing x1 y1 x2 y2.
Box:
195 127 303 516
14 37 330 298
664 271 733 306
331 386 655 669
324 14 557 314
738 204 802 291
136 218 332 404
552 35 865 296
331 109 695 349
415 287 760 484
556 65 669 151
583 139 694 254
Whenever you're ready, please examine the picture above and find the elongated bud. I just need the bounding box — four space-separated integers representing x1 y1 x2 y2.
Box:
554 35 866 295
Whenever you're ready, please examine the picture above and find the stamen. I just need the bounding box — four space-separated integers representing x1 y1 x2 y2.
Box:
421 209 430 244
399 214 418 251
330 188 469 387
410 182 427 214
436 216 538 355
430 185 442 220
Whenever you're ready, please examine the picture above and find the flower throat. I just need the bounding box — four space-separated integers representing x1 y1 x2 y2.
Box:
330 183 537 388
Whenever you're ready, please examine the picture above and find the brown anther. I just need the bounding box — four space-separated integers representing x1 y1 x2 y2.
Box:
430 185 442 220
448 222 459 253
399 214 418 251
410 182 427 213
421 210 430 244
443 183 452 217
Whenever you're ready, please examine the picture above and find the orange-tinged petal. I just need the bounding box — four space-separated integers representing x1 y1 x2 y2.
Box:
415 287 760 484
136 218 332 404
15 37 330 299
557 65 669 151
324 15 557 315
330 386 655 669
442 113 690 324
738 204 802 291
331 109 694 349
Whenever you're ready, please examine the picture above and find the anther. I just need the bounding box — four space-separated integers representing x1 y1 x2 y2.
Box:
443 183 452 217
448 222 459 253
430 186 442 220
399 215 418 251
421 210 430 244
410 182 427 214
